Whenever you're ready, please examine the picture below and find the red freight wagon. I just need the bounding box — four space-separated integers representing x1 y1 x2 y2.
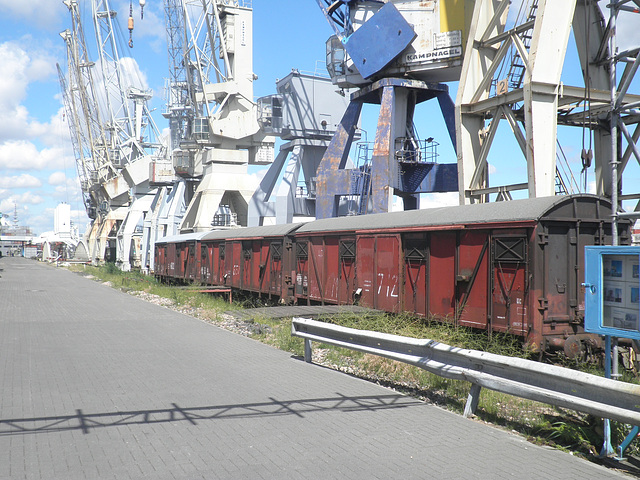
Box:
155 195 628 354
155 232 206 284
293 195 628 351
201 224 303 300
154 243 168 278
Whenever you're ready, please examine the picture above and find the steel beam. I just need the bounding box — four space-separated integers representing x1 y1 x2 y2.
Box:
456 0 509 203
315 101 363 219
524 0 577 198
370 85 397 214
316 78 458 218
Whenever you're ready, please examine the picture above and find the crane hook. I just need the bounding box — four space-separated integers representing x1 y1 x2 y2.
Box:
128 0 134 48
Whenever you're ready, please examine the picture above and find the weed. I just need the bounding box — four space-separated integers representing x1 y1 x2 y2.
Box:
104 262 119 275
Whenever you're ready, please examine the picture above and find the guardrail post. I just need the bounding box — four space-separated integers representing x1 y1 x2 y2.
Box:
463 384 482 418
601 335 615 457
304 338 312 363
615 425 639 460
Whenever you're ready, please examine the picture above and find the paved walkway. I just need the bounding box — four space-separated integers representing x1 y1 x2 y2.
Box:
0 257 631 479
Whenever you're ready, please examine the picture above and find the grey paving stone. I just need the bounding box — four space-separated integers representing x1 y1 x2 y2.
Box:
0 257 632 479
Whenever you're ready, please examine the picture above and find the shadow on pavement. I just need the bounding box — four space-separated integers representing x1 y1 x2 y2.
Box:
0 393 424 436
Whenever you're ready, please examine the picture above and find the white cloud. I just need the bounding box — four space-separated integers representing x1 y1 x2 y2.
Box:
38 108 74 149
420 192 459 210
0 174 42 189
0 46 34 106
0 192 43 212
118 56 150 92
616 14 640 51
0 41 55 102
247 169 268 189
13 192 42 206
48 172 68 186
0 41 57 143
0 141 70 171
53 180 84 204
24 210 53 233
0 0 64 29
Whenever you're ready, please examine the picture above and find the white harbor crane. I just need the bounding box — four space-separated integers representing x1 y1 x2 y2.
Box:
140 0 190 273
59 0 166 269
140 0 277 272
247 70 353 226
59 0 120 220
172 0 275 234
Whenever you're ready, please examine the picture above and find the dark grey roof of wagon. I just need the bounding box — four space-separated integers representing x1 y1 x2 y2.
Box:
155 231 207 245
201 223 304 241
296 194 612 234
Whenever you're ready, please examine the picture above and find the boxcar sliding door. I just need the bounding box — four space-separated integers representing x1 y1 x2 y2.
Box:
491 234 529 336
356 235 400 312
456 231 489 329
402 234 428 316
268 242 283 297
338 239 357 304
430 232 456 318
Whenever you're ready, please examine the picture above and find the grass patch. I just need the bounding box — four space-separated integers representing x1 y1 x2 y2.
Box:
320 311 531 358
68 263 235 315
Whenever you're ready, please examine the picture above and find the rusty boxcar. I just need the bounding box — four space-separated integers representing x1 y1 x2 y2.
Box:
200 224 303 299
292 195 628 351
154 195 629 352
155 232 206 283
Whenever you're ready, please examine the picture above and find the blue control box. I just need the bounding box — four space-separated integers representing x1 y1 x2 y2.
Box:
584 246 640 340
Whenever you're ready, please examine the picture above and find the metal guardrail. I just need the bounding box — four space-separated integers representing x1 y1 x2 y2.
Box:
291 318 640 425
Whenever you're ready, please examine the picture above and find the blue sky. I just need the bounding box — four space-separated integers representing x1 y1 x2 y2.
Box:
0 0 335 234
0 0 638 235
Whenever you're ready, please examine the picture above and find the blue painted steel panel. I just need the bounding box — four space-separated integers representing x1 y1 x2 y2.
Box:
343 3 416 79
411 163 458 193
437 93 457 153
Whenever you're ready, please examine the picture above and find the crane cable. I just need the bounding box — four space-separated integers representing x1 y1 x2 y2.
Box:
128 0 134 48
581 2 594 192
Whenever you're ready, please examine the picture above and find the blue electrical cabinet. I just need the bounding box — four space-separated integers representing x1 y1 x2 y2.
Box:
584 246 640 340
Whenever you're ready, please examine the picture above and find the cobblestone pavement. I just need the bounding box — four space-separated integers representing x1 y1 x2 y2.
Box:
0 257 631 479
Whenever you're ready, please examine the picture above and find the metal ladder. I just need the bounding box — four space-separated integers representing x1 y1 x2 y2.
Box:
507 0 539 90
350 143 372 216
507 0 577 195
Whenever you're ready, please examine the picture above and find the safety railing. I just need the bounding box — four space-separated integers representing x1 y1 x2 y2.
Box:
291 318 640 425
